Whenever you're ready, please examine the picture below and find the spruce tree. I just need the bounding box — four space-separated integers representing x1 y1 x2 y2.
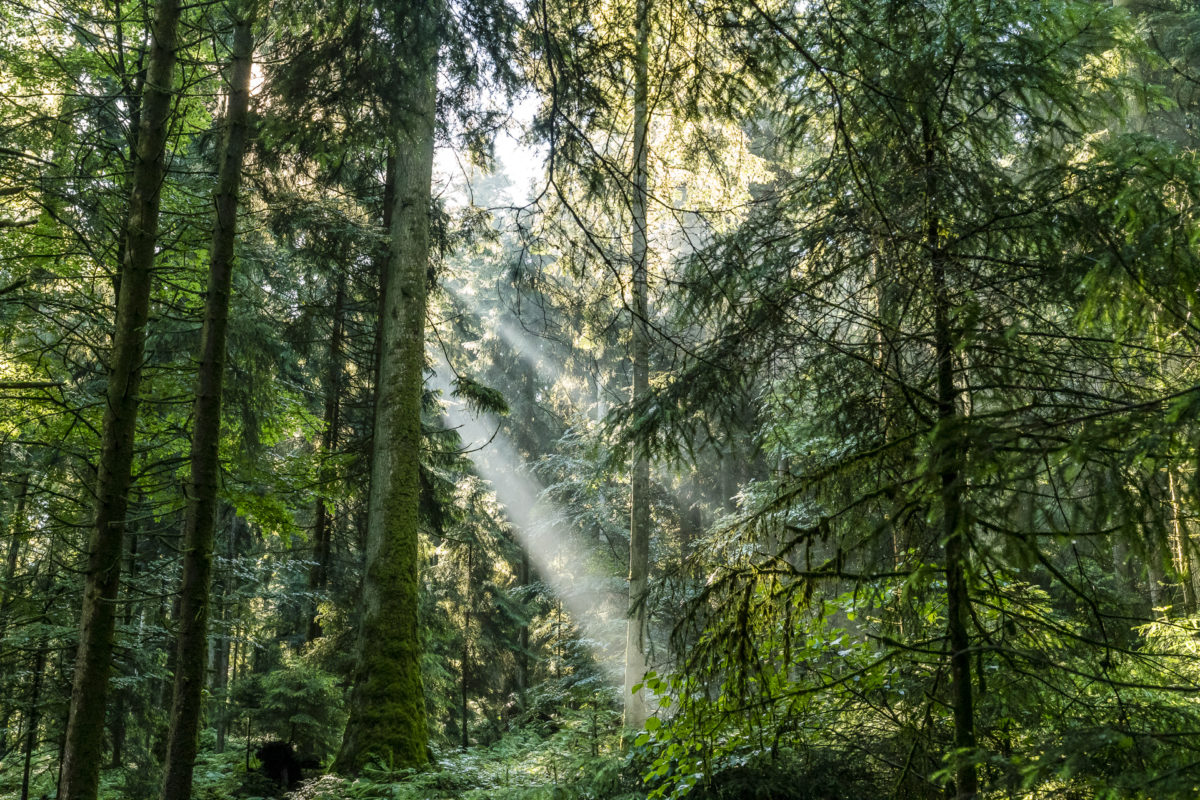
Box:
60 0 184 796
160 3 258 796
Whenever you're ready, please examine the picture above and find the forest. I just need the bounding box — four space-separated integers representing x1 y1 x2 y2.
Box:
2 0 1200 798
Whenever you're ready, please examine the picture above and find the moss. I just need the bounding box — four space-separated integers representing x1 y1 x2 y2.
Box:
335 27 437 773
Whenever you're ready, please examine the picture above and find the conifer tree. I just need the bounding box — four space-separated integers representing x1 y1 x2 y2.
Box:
624 1 1180 795
334 0 441 771
160 3 258 796
623 0 653 733
60 0 183 796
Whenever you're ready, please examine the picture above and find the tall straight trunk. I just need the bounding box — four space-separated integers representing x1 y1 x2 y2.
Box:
1147 534 1169 615
210 517 232 754
0 472 30 755
211 590 230 753
1167 468 1198 614
680 477 702 571
0 474 30 642
230 623 241 685
461 544 472 751
307 269 346 642
871 250 912 572
109 531 140 769
22 558 58 800
215 513 240 753
516 549 530 708
1143 473 1170 615
59 0 183 796
624 0 652 734
369 151 398 435
335 13 438 771
925 119 977 800
159 8 256 798
20 642 46 800
0 473 30 620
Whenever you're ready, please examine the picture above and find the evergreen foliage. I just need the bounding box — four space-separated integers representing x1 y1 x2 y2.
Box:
3 0 1200 797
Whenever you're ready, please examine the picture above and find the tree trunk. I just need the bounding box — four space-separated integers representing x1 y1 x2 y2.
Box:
211 612 229 753
926 118 977 800
159 8 256 798
307 268 346 642
0 472 29 622
1147 534 1169 616
215 514 241 753
1166 468 1196 614
211 525 231 754
334 11 438 770
368 150 398 448
20 558 59 800
20 641 46 800
0 472 30 756
109 531 140 769
230 624 241 685
516 549 530 709
461 544 472 751
623 0 652 735
59 0 183 795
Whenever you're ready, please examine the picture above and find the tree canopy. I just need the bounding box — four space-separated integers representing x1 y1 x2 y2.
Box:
3 0 1200 798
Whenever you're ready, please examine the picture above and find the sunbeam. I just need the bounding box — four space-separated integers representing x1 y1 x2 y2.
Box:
431 366 626 683
444 281 616 423
445 282 565 384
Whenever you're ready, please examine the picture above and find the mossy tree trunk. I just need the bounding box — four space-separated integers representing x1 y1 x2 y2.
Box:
59 0 183 796
335 8 438 771
159 6 256 798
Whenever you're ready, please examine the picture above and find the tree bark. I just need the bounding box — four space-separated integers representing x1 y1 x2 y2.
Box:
0 473 29 623
1166 468 1196 614
20 641 46 800
926 117 977 800
59 0 183 796
623 0 653 734
0 471 30 754
334 10 438 770
307 267 346 642
461 544 472 751
109 531 140 769
1147 533 1169 616
516 549 530 709
211 515 234 754
159 7 256 798
19 555 59 800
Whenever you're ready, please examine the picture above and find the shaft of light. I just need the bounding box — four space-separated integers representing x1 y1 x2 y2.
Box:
432 367 624 683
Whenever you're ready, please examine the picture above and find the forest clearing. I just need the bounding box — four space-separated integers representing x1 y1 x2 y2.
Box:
3 0 1200 798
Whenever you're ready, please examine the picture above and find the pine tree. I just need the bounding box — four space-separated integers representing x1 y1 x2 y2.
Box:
160 3 258 795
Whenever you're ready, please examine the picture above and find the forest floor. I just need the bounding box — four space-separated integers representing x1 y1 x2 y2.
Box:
183 728 644 800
